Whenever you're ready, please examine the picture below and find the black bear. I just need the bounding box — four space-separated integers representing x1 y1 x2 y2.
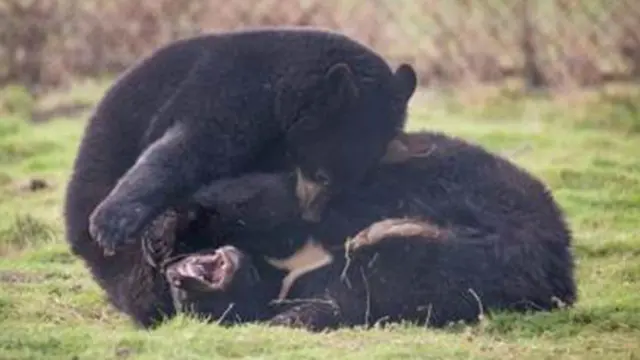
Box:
63 28 417 327
163 217 562 330
149 131 577 331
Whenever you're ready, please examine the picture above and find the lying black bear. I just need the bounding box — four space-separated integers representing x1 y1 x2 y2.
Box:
165 217 568 330
64 28 417 327
146 131 577 330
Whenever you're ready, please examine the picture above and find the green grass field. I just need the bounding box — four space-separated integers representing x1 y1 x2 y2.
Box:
0 82 639 359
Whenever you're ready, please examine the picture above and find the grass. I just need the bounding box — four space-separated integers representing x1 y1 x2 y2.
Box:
1 80 640 359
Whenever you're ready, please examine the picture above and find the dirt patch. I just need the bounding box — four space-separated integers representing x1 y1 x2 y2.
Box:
17 177 51 192
0 270 45 284
115 347 135 359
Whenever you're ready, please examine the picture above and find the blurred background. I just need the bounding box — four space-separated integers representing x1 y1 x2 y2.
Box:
1 0 639 94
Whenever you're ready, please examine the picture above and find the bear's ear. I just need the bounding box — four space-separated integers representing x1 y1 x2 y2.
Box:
323 62 360 106
381 133 435 164
394 63 417 103
380 135 412 164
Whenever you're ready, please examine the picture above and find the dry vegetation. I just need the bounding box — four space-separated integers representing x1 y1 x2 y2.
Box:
1 0 639 93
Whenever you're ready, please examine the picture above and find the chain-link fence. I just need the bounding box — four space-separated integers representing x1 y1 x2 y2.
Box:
1 0 639 92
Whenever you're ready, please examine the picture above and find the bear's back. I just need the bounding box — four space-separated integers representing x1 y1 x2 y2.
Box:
329 131 570 245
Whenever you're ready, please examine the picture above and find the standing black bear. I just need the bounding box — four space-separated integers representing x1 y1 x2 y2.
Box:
63 28 417 327
150 131 577 331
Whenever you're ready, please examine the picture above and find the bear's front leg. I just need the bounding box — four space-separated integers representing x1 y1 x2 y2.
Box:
139 208 184 269
89 124 234 255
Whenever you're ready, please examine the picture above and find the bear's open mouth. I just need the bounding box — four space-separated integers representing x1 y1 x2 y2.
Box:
165 246 241 292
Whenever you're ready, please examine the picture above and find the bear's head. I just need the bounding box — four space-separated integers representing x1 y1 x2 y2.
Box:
278 62 417 222
165 246 270 324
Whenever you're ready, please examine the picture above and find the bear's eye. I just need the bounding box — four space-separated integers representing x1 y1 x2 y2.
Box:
314 169 331 186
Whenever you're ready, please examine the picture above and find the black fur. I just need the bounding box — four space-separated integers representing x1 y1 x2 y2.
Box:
162 131 576 331
64 28 416 327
